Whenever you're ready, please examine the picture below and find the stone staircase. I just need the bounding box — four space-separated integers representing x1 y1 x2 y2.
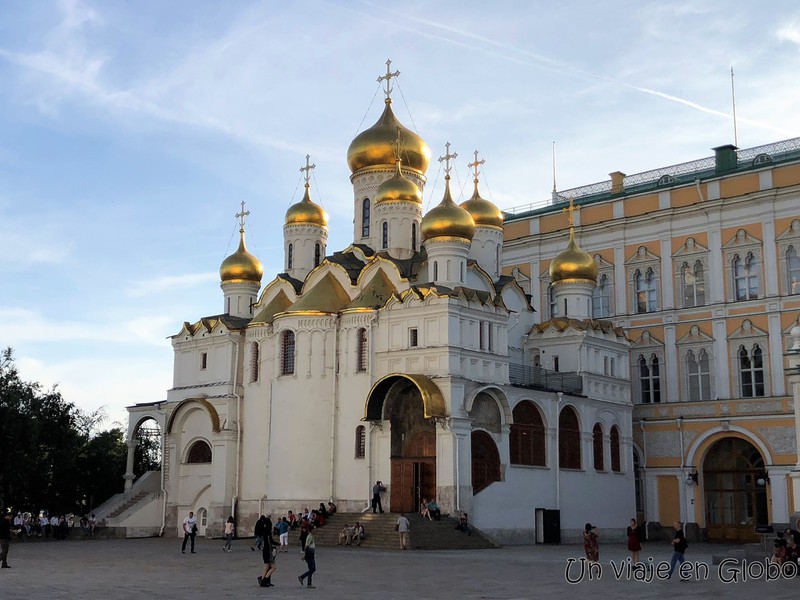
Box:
105 491 150 520
298 512 497 550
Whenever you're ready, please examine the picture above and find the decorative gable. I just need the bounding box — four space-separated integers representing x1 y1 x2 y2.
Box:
630 329 664 349
728 319 768 340
776 219 800 241
677 325 714 344
722 229 762 250
625 245 659 265
673 237 709 257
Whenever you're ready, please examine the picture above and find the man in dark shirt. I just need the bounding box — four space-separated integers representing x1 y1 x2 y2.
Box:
1 511 13 568
372 481 386 514
667 521 688 579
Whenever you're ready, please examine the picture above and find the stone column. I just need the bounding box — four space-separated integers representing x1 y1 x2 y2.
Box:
124 440 137 492
787 325 800 521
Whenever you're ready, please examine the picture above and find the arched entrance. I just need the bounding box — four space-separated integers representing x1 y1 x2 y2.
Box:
471 431 500 494
703 437 769 543
364 374 445 513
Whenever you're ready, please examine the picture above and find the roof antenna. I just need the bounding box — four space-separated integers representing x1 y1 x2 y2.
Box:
730 66 739 147
551 141 558 204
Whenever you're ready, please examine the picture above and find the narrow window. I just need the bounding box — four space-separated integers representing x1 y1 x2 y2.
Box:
200 352 207 370
361 199 370 237
281 330 295 375
553 356 560 372
687 349 711 401
682 261 705 307
635 268 657 313
787 246 800 294
314 243 321 267
356 328 368 372
460 261 464 282
739 344 765 397
479 322 485 350
382 222 388 249
510 401 546 466
592 274 610 318
287 243 293 270
592 423 604 471
411 223 417 251
638 354 661 403
355 425 366 459
487 324 493 352
558 407 581 470
251 342 260 383
548 284 557 318
733 252 759 300
409 328 418 348
433 261 438 280
610 426 621 472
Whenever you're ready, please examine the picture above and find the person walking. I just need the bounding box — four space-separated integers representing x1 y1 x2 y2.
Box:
181 511 197 554
627 518 642 565
667 521 688 579
223 516 234 552
258 517 278 587
298 525 317 588
371 481 386 513
1 511 13 568
582 523 599 563
396 512 411 550
277 517 290 552
251 514 266 551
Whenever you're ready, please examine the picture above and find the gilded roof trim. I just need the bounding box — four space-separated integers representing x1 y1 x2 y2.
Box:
166 397 221 434
363 373 447 421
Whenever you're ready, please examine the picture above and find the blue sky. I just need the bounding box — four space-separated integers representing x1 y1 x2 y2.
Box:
2 0 800 427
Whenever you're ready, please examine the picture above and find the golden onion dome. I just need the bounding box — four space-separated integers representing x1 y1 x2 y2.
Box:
549 228 597 283
375 159 423 204
460 182 503 229
220 229 264 283
347 100 430 175
285 183 328 227
421 177 475 242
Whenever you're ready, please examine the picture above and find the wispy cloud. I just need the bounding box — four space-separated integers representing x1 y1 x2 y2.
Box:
126 272 218 297
777 21 800 45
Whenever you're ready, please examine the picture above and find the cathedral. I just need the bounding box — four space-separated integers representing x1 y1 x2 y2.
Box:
117 63 637 544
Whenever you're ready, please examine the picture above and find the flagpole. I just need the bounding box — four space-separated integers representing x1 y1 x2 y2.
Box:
731 66 739 147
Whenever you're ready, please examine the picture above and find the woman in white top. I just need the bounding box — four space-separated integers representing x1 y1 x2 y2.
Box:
223 516 234 552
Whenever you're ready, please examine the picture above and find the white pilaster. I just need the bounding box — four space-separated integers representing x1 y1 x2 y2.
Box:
614 245 627 314
660 237 674 310
664 325 678 402
712 319 730 399
763 220 778 297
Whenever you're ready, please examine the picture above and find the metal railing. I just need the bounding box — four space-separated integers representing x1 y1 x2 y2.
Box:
508 364 582 394
504 137 800 215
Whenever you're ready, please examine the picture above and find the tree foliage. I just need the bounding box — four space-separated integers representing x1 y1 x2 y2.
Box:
0 347 128 513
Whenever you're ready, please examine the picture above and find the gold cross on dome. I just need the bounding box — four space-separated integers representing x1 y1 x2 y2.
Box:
393 126 402 162
438 142 458 178
468 150 485 182
235 201 250 229
300 154 316 185
377 59 400 101
562 196 578 226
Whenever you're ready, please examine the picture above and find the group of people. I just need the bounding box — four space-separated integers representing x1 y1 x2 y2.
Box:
583 518 684 576
336 522 366 546
4 512 97 541
771 523 800 568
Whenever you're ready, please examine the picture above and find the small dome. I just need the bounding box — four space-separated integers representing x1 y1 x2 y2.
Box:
421 178 475 242
549 229 597 283
460 183 503 229
347 100 430 175
220 229 264 283
285 184 328 227
375 159 423 204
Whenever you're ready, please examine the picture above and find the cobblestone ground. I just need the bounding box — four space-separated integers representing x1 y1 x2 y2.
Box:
0 537 793 599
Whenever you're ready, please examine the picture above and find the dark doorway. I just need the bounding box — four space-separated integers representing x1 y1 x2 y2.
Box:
471 431 500 494
391 431 436 513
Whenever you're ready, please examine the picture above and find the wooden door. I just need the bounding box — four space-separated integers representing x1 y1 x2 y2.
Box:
391 460 415 513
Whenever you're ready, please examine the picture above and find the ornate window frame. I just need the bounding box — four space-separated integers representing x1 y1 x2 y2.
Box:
777 219 800 295
361 198 370 238
280 329 296 376
356 327 368 372
592 254 615 318
676 325 715 402
626 246 660 314
727 319 770 398
630 330 665 404
722 229 763 302
672 237 709 309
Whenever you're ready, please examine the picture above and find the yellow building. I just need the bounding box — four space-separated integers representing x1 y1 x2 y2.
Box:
502 141 800 542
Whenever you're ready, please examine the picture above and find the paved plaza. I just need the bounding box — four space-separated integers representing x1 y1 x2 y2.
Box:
1 536 794 599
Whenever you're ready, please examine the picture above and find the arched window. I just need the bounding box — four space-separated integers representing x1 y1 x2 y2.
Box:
314 243 321 267
548 284 557 318
411 223 417 251
558 406 581 469
682 260 705 307
361 199 370 237
510 400 546 466
354 425 366 459
356 328 368 372
280 330 295 375
733 252 759 300
251 342 260 383
635 268 657 313
186 440 212 464
739 344 765 397
787 246 800 294
592 423 604 471
610 426 621 472
638 354 661 403
381 222 388 249
592 274 610 318
471 431 501 494
287 243 293 270
687 349 711 401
